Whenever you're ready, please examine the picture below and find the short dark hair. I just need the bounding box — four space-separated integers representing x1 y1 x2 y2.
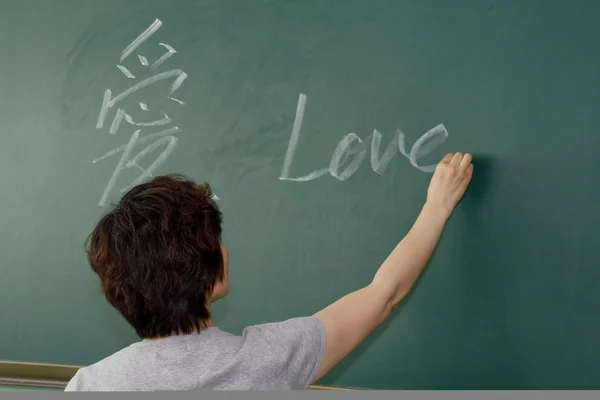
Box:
86 174 224 339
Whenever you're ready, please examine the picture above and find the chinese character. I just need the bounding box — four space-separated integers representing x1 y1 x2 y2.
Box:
94 18 187 207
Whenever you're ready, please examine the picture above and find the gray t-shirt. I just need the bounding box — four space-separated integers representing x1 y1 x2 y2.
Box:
64 316 327 391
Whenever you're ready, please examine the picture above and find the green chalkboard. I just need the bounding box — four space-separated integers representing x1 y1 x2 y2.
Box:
1 0 599 390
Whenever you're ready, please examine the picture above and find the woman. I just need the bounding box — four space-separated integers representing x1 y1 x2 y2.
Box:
65 152 473 391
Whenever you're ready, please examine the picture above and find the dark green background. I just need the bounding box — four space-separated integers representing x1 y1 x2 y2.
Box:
1 0 599 389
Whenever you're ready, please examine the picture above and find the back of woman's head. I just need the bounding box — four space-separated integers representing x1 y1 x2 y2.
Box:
86 174 223 339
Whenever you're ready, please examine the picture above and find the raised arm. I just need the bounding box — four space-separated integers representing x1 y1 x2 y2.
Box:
313 152 473 382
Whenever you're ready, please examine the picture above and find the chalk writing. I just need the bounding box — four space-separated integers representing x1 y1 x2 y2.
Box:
279 94 329 182
93 18 217 206
92 21 448 203
330 133 367 181
280 93 449 182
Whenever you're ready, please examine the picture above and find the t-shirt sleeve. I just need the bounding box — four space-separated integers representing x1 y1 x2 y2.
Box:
240 316 327 389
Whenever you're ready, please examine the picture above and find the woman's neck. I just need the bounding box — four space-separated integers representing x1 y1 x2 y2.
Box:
142 318 215 341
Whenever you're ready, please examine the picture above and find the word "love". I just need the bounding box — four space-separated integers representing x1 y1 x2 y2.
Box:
279 94 449 182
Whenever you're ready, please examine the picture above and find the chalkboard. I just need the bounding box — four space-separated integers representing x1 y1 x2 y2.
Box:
1 0 599 390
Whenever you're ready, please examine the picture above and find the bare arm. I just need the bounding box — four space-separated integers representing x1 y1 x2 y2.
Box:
313 152 474 382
